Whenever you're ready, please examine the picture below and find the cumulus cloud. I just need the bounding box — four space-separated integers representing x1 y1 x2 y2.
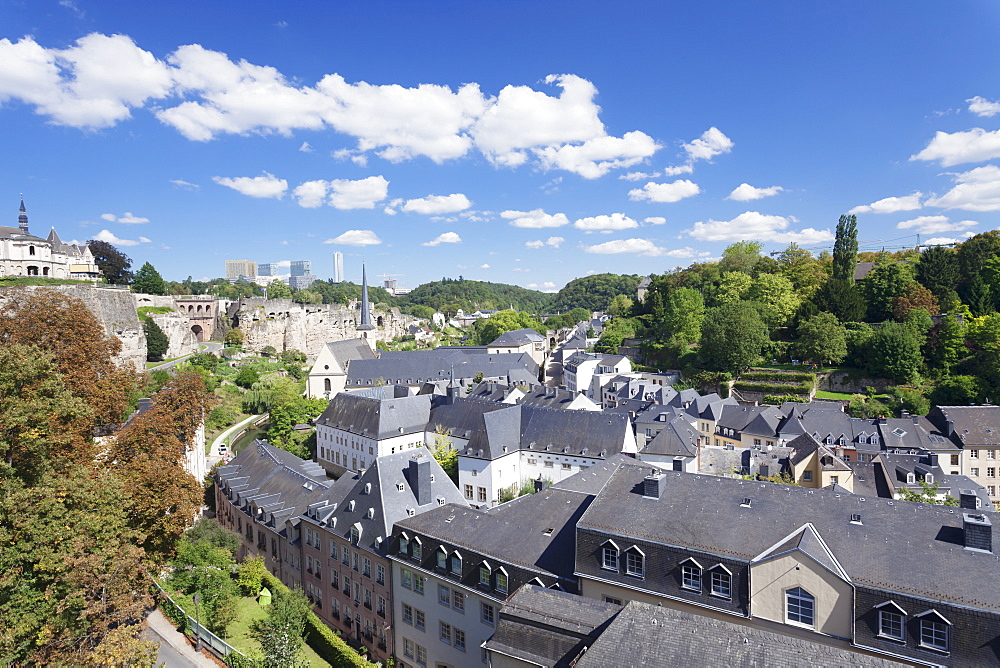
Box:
924 235 975 245
727 183 784 202
298 141 313 152
324 229 382 246
213 172 288 198
99 211 150 224
170 179 199 190
643 217 666 225
423 232 462 246
292 180 328 208
682 127 734 162
848 192 923 214
329 175 389 209
479 263 491 269
525 236 565 249
628 179 700 203
91 229 148 246
895 215 978 235
402 193 471 215
686 211 834 244
925 165 1000 211
500 208 570 228
573 213 638 231
583 238 665 256
663 164 695 176
911 128 1000 166
968 96 1000 117
0 33 172 129
534 131 658 179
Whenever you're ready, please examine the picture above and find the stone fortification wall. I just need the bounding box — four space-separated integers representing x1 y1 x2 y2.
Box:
229 298 413 357
133 294 175 308
22 284 147 371
149 311 200 359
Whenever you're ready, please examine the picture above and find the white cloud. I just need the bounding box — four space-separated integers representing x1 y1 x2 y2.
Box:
895 215 978 235
662 246 713 259
100 213 116 222
620 170 660 181
682 127 734 162
0 34 172 129
480 264 490 269
727 183 784 202
628 179 701 203
848 192 923 214
91 229 148 246
911 128 1000 166
500 208 570 228
213 172 288 198
968 96 1000 117
526 236 564 249
686 211 834 244
402 193 471 215
534 131 658 179
423 232 462 246
329 175 388 209
100 212 149 224
298 141 313 152
923 235 975 245
663 164 695 176
292 180 328 208
643 217 666 225
583 238 665 256
324 229 382 246
573 213 638 231
170 179 199 190
925 165 1000 211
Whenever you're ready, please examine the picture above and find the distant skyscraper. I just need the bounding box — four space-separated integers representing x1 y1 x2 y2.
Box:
333 252 344 282
290 260 311 277
258 262 275 277
225 259 257 281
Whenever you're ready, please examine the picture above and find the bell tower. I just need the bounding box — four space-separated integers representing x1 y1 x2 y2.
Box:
18 195 28 234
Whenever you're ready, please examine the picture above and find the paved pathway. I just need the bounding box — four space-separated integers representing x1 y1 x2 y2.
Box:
144 609 219 668
149 341 223 372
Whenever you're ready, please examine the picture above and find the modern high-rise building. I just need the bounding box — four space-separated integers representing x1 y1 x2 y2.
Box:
225 259 257 281
258 262 276 277
333 251 344 282
290 260 311 277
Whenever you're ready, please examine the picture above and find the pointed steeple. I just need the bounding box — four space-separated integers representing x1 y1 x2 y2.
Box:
18 195 28 234
357 263 375 331
46 227 63 246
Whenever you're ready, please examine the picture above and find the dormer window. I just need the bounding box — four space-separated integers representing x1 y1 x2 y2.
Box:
450 552 462 575
399 535 410 556
625 547 645 578
412 538 422 560
680 558 702 592
436 547 447 570
364 483 371 494
876 601 907 641
495 568 508 594
479 562 492 587
917 610 951 652
601 540 620 571
907 472 916 485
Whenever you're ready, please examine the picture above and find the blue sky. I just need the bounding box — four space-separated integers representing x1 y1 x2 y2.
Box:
2 1 1000 291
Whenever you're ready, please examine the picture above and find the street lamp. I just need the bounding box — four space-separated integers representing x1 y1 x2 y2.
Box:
193 593 202 652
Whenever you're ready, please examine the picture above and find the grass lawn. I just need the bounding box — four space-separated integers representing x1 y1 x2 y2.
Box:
170 591 330 667
756 364 860 374
814 390 856 400
145 355 185 368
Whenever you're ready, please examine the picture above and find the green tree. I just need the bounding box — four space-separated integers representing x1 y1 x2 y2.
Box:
714 271 752 305
915 245 960 299
746 273 800 327
143 317 169 362
236 555 267 596
777 242 825 298
863 259 913 322
663 287 705 341
224 327 245 346
594 317 637 354
794 312 847 365
234 366 261 389
293 289 323 304
432 426 458 485
87 240 134 285
472 310 543 345
814 278 866 322
898 479 959 506
719 240 764 274
930 375 983 406
131 261 166 295
925 315 966 373
608 294 634 318
548 274 640 312
699 302 769 374
832 214 859 282
267 280 293 300
250 587 311 668
956 230 1000 304
864 322 923 384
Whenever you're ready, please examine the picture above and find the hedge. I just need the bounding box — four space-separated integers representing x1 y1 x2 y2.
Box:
763 395 810 405
259 571 377 668
742 371 815 384
733 381 813 395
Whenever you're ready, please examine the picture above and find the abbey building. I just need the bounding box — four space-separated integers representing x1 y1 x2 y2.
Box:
0 197 101 280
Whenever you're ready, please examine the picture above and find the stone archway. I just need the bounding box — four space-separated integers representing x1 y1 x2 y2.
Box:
191 324 204 342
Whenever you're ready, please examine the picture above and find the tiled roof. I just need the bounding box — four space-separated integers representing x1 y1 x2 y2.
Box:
315 392 431 439
490 328 545 346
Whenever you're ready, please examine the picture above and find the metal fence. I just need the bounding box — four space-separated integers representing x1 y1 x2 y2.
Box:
153 581 249 662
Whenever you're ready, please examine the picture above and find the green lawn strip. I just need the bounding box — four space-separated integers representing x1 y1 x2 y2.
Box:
145 355 185 368
814 390 855 400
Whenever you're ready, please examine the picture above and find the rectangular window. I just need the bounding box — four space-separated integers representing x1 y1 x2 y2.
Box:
481 602 495 626
920 619 948 651
989 485 996 496
754 438 761 446
786 587 814 627
376 564 385 585
602 546 619 570
416 644 426 666
603 595 623 605
377 596 386 617
681 564 701 591
496 571 508 594
971 449 979 458
803 471 813 482
477 487 487 502
415 609 425 631
439 621 452 645
972 468 980 477
454 628 466 651
464 484 474 499
527 458 536 465
331 570 339 589
951 454 960 466
990 450 997 459
402 603 413 625
988 468 996 478
363 588 371 609
414 575 424 595
561 462 572 470
879 610 904 641
402 569 412 589
438 585 450 607
403 638 414 658
342 546 349 565
626 551 644 578
479 566 491 587
363 558 371 578
544 460 554 468
412 542 422 560
453 590 465 613
711 570 732 599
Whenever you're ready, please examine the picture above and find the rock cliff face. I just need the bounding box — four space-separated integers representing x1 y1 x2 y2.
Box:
149 311 200 359
229 298 413 357
27 284 147 370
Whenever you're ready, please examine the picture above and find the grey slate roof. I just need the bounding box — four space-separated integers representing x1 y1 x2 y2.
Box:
577 460 1000 613
929 405 1000 446
878 416 959 453
484 585 620 668
427 397 510 440
323 338 377 368
468 381 593 410
640 415 698 458
315 391 431 439
347 350 537 386
490 328 545 346
574 600 908 668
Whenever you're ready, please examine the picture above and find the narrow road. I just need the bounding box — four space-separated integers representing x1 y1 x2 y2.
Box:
149 341 224 372
144 609 219 668
207 412 265 467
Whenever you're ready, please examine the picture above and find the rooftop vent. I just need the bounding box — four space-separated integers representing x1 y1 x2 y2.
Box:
741 497 752 508
643 470 666 499
850 513 862 524
960 489 982 510
964 513 992 553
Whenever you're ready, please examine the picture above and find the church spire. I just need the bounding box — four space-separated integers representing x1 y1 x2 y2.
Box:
18 195 28 234
358 263 375 331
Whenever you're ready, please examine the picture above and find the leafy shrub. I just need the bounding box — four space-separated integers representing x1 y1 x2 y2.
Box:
733 381 813 395
763 395 810 404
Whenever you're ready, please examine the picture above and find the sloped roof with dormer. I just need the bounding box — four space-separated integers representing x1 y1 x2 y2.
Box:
490 328 545 346
315 391 431 440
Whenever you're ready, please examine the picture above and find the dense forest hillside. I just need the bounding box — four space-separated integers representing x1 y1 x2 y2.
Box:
548 273 642 312
396 278 553 314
